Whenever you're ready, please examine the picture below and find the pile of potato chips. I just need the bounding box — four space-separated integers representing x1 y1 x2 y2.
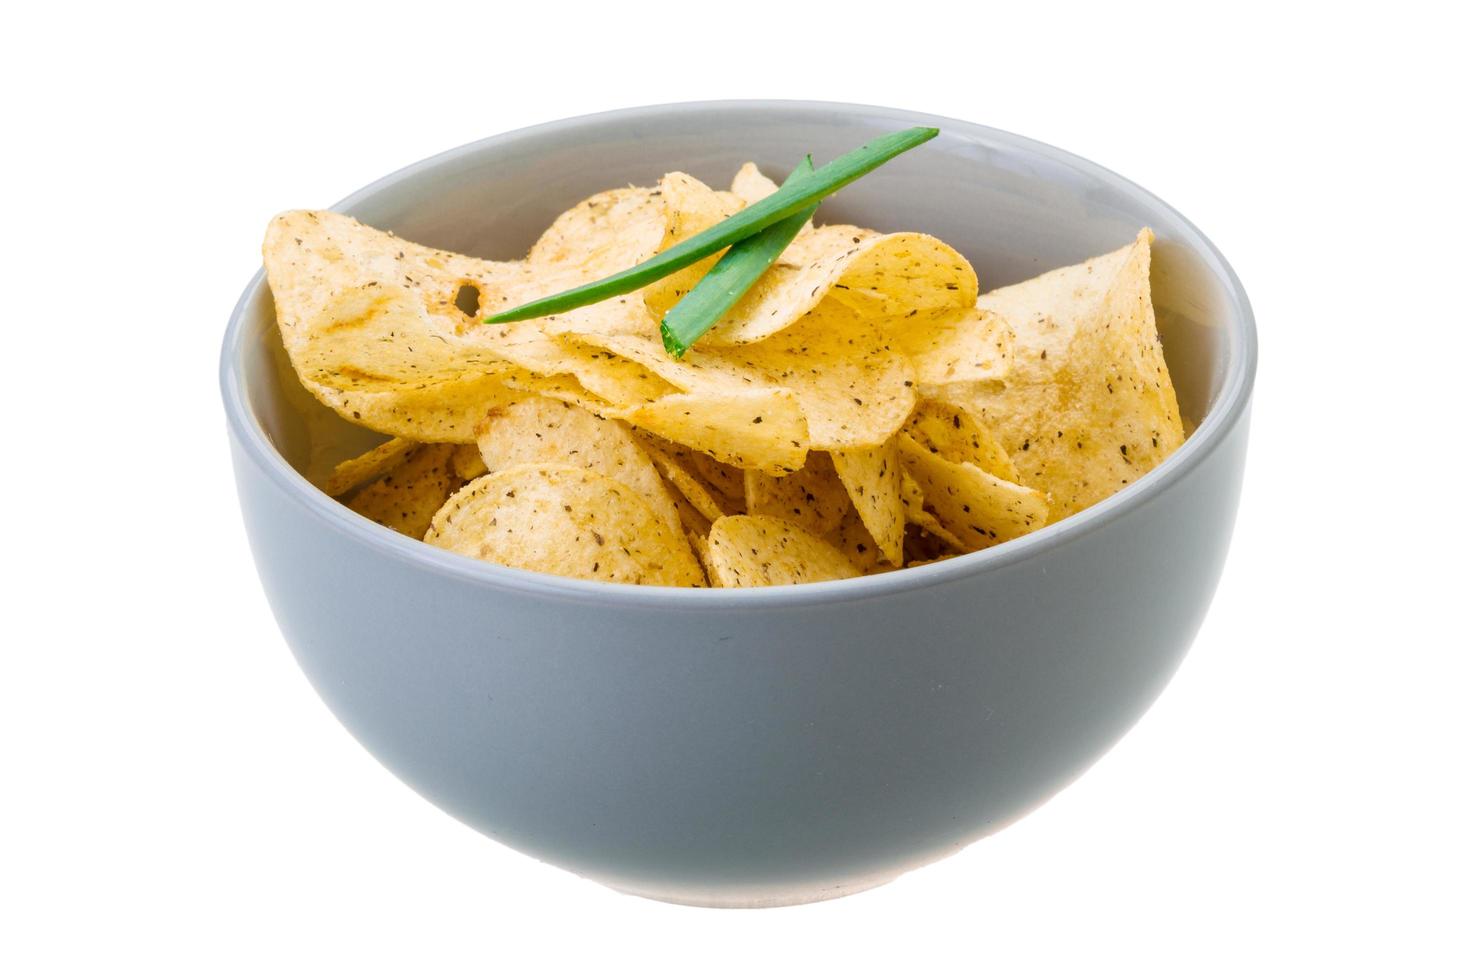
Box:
262 162 1184 587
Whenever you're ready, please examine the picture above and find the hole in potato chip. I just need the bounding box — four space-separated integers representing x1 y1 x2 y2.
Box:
453 283 481 318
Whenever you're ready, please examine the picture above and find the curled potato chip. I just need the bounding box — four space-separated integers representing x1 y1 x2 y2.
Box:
719 305 916 449
345 444 460 540
904 400 1020 483
970 229 1184 520
895 306 1014 392
706 516 861 588
426 464 704 586
731 162 780 205
641 172 745 316
897 433 1048 550
700 225 977 346
743 452 850 535
263 211 533 440
528 186 668 276
897 469 966 553
475 396 683 537
321 436 420 497
609 387 808 474
829 442 905 565
450 443 488 481
639 440 734 522
826 507 893 575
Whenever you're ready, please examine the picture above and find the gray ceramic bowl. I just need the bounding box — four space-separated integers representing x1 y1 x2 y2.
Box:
221 101 1255 907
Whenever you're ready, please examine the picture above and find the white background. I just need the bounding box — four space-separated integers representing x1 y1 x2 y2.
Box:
4 3 1466 976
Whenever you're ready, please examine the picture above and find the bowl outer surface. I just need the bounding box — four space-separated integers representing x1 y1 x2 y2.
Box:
223 102 1255 906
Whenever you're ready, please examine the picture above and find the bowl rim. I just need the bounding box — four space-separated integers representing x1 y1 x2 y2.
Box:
221 99 1257 611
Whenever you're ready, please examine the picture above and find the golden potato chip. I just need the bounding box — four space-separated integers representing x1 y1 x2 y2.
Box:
639 440 735 522
826 507 893 575
528 186 667 277
610 388 808 474
263 211 530 440
345 444 460 540
426 464 704 586
321 436 420 497
641 172 744 316
897 469 966 553
450 443 488 482
743 452 850 535
904 400 1020 483
699 225 977 346
706 516 861 588
970 229 1184 519
719 305 916 450
564 307 914 452
829 442 905 565
475 396 683 537
730 162 780 205
895 306 1014 392
897 434 1048 550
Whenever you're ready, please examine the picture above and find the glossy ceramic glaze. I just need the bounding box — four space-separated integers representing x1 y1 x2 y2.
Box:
221 102 1255 907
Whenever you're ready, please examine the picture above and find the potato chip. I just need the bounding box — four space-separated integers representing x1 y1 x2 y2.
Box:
475 396 683 537
894 306 1014 392
719 304 916 449
528 186 667 277
730 162 780 205
829 442 905 565
970 229 1184 519
345 444 460 540
450 443 488 482
903 399 1020 483
641 172 744 316
426 464 704 586
826 507 893 575
897 433 1048 550
743 452 850 535
897 469 966 553
263 211 530 440
639 440 735 522
699 225 977 346
706 516 860 587
610 387 808 474
321 436 420 497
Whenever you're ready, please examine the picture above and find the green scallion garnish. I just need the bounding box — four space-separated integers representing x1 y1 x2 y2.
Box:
659 156 817 358
483 126 939 328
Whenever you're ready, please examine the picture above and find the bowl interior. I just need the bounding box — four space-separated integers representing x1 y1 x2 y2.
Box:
232 102 1247 488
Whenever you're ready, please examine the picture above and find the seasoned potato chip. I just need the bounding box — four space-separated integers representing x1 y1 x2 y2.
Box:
450 443 488 481
345 444 460 539
829 442 905 565
610 388 808 474
897 434 1048 550
720 305 916 449
263 211 531 440
895 306 1015 392
897 469 966 552
700 225 976 346
970 230 1184 519
321 436 420 497
904 400 1020 483
641 172 744 316
639 441 735 522
743 452 850 535
475 397 682 536
426 464 704 586
565 306 913 452
826 507 893 575
706 516 860 587
730 162 780 205
528 186 667 277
